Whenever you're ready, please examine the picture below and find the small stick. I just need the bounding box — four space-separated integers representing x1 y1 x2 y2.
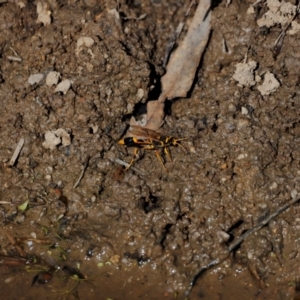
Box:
9 46 20 57
114 158 145 176
0 256 27 266
251 0 263 6
7 56 22 62
8 47 22 61
73 156 90 189
9 138 24 166
15 238 51 245
5 232 27 258
0 201 12 205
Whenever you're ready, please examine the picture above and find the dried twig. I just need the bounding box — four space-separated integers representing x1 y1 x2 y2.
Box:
251 0 263 6
9 138 24 166
7 56 22 62
0 201 12 205
8 47 22 61
114 158 145 176
185 195 300 297
73 156 90 189
15 237 51 245
0 256 28 266
5 231 27 258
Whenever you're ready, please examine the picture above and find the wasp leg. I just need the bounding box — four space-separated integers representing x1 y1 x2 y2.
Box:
164 146 172 162
155 150 168 172
126 147 139 170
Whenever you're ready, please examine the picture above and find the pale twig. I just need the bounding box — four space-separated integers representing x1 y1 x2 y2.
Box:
0 201 12 205
9 47 19 56
73 156 90 189
8 47 22 61
9 138 24 166
122 14 147 21
7 56 22 62
5 231 27 258
251 0 264 6
15 237 51 245
114 158 145 176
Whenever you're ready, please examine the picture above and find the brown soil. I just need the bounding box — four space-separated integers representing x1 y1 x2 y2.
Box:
1 0 300 299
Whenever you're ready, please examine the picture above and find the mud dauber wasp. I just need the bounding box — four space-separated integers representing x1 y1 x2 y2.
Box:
118 125 186 171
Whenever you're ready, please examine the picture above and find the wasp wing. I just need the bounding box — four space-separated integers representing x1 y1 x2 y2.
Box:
129 125 162 140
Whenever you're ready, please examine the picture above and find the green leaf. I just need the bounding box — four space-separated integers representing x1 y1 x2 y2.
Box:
18 200 29 211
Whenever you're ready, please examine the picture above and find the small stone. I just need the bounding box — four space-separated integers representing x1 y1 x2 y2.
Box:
288 21 300 35
36 1 52 26
217 231 230 243
76 37 95 55
291 189 299 199
54 128 71 146
241 106 248 115
237 153 246 160
28 73 45 85
54 79 72 95
45 166 53 174
42 131 61 150
232 60 257 87
257 72 280 96
45 175 52 181
136 88 145 101
227 103 237 112
247 6 255 14
4 277 14 283
46 71 60 86
269 182 278 190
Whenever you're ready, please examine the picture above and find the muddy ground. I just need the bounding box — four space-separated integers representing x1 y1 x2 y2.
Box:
1 0 300 299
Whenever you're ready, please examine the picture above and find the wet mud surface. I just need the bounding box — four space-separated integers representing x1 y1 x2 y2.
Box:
1 0 300 299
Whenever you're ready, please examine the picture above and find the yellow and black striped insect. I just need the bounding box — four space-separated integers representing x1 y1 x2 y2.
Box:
118 125 186 171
